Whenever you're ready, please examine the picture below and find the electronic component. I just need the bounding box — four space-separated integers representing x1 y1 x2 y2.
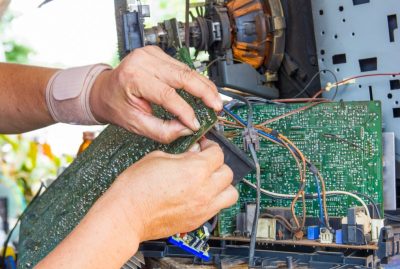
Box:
140 0 282 98
264 207 293 240
256 218 276 240
245 203 257 236
168 225 211 261
342 207 372 245
320 228 333 244
307 226 320 240
335 229 343 244
371 219 385 242
205 129 255 185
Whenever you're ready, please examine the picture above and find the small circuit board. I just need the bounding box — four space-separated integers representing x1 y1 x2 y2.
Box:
168 225 211 261
218 101 383 236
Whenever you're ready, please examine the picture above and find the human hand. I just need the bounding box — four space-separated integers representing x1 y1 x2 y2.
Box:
111 139 238 242
90 46 222 143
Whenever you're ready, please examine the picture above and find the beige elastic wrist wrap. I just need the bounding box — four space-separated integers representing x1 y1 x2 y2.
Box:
46 64 112 125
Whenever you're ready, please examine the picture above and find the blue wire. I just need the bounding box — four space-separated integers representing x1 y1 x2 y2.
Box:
313 174 325 227
223 106 292 148
223 106 247 125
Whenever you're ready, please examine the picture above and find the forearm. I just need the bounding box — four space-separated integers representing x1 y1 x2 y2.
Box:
36 179 142 269
0 63 57 133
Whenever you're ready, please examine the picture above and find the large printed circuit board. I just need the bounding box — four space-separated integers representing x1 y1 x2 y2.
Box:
218 101 383 236
17 49 217 269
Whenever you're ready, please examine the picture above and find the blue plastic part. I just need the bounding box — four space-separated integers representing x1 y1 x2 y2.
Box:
307 226 320 240
168 236 211 261
5 256 17 269
335 229 343 244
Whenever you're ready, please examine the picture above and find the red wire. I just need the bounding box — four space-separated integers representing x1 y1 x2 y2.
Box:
339 72 400 84
310 72 400 99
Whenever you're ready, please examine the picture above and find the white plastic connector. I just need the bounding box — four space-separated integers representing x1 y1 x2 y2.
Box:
257 218 276 240
371 219 385 242
320 228 333 244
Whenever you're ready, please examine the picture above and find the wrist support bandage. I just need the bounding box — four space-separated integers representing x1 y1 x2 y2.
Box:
46 64 112 125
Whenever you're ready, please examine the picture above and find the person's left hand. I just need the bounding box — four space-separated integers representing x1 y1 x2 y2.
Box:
90 46 222 143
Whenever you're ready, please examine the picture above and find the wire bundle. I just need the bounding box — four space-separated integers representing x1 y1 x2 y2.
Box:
219 96 379 265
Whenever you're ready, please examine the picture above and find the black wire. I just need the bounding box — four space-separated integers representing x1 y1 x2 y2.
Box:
245 97 287 107
293 69 338 99
222 87 259 266
210 215 218 231
38 0 54 8
354 192 381 219
1 183 46 267
185 0 190 48
330 71 340 101
218 88 253 126
282 69 312 98
385 214 400 222
240 99 259 266
248 145 260 266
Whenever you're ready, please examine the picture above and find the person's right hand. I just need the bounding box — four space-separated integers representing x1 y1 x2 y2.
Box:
35 139 235 269
110 139 238 242
90 46 222 144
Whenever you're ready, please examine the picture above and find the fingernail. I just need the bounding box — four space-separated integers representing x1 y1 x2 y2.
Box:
188 143 201 152
193 118 201 130
180 128 194 136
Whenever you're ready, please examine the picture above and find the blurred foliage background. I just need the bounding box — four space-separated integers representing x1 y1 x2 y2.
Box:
0 12 33 63
0 135 73 218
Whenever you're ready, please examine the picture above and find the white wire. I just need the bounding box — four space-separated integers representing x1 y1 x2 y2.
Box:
242 179 371 219
327 191 371 219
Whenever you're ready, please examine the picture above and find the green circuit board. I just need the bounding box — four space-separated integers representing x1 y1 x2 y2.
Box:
17 49 217 269
218 101 383 236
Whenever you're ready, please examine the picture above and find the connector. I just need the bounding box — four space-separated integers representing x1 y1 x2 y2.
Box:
325 78 356 92
257 218 276 240
341 208 371 245
320 228 333 244
242 127 260 151
371 219 385 242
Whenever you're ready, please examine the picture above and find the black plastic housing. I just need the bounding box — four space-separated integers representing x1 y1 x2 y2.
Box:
205 129 255 185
